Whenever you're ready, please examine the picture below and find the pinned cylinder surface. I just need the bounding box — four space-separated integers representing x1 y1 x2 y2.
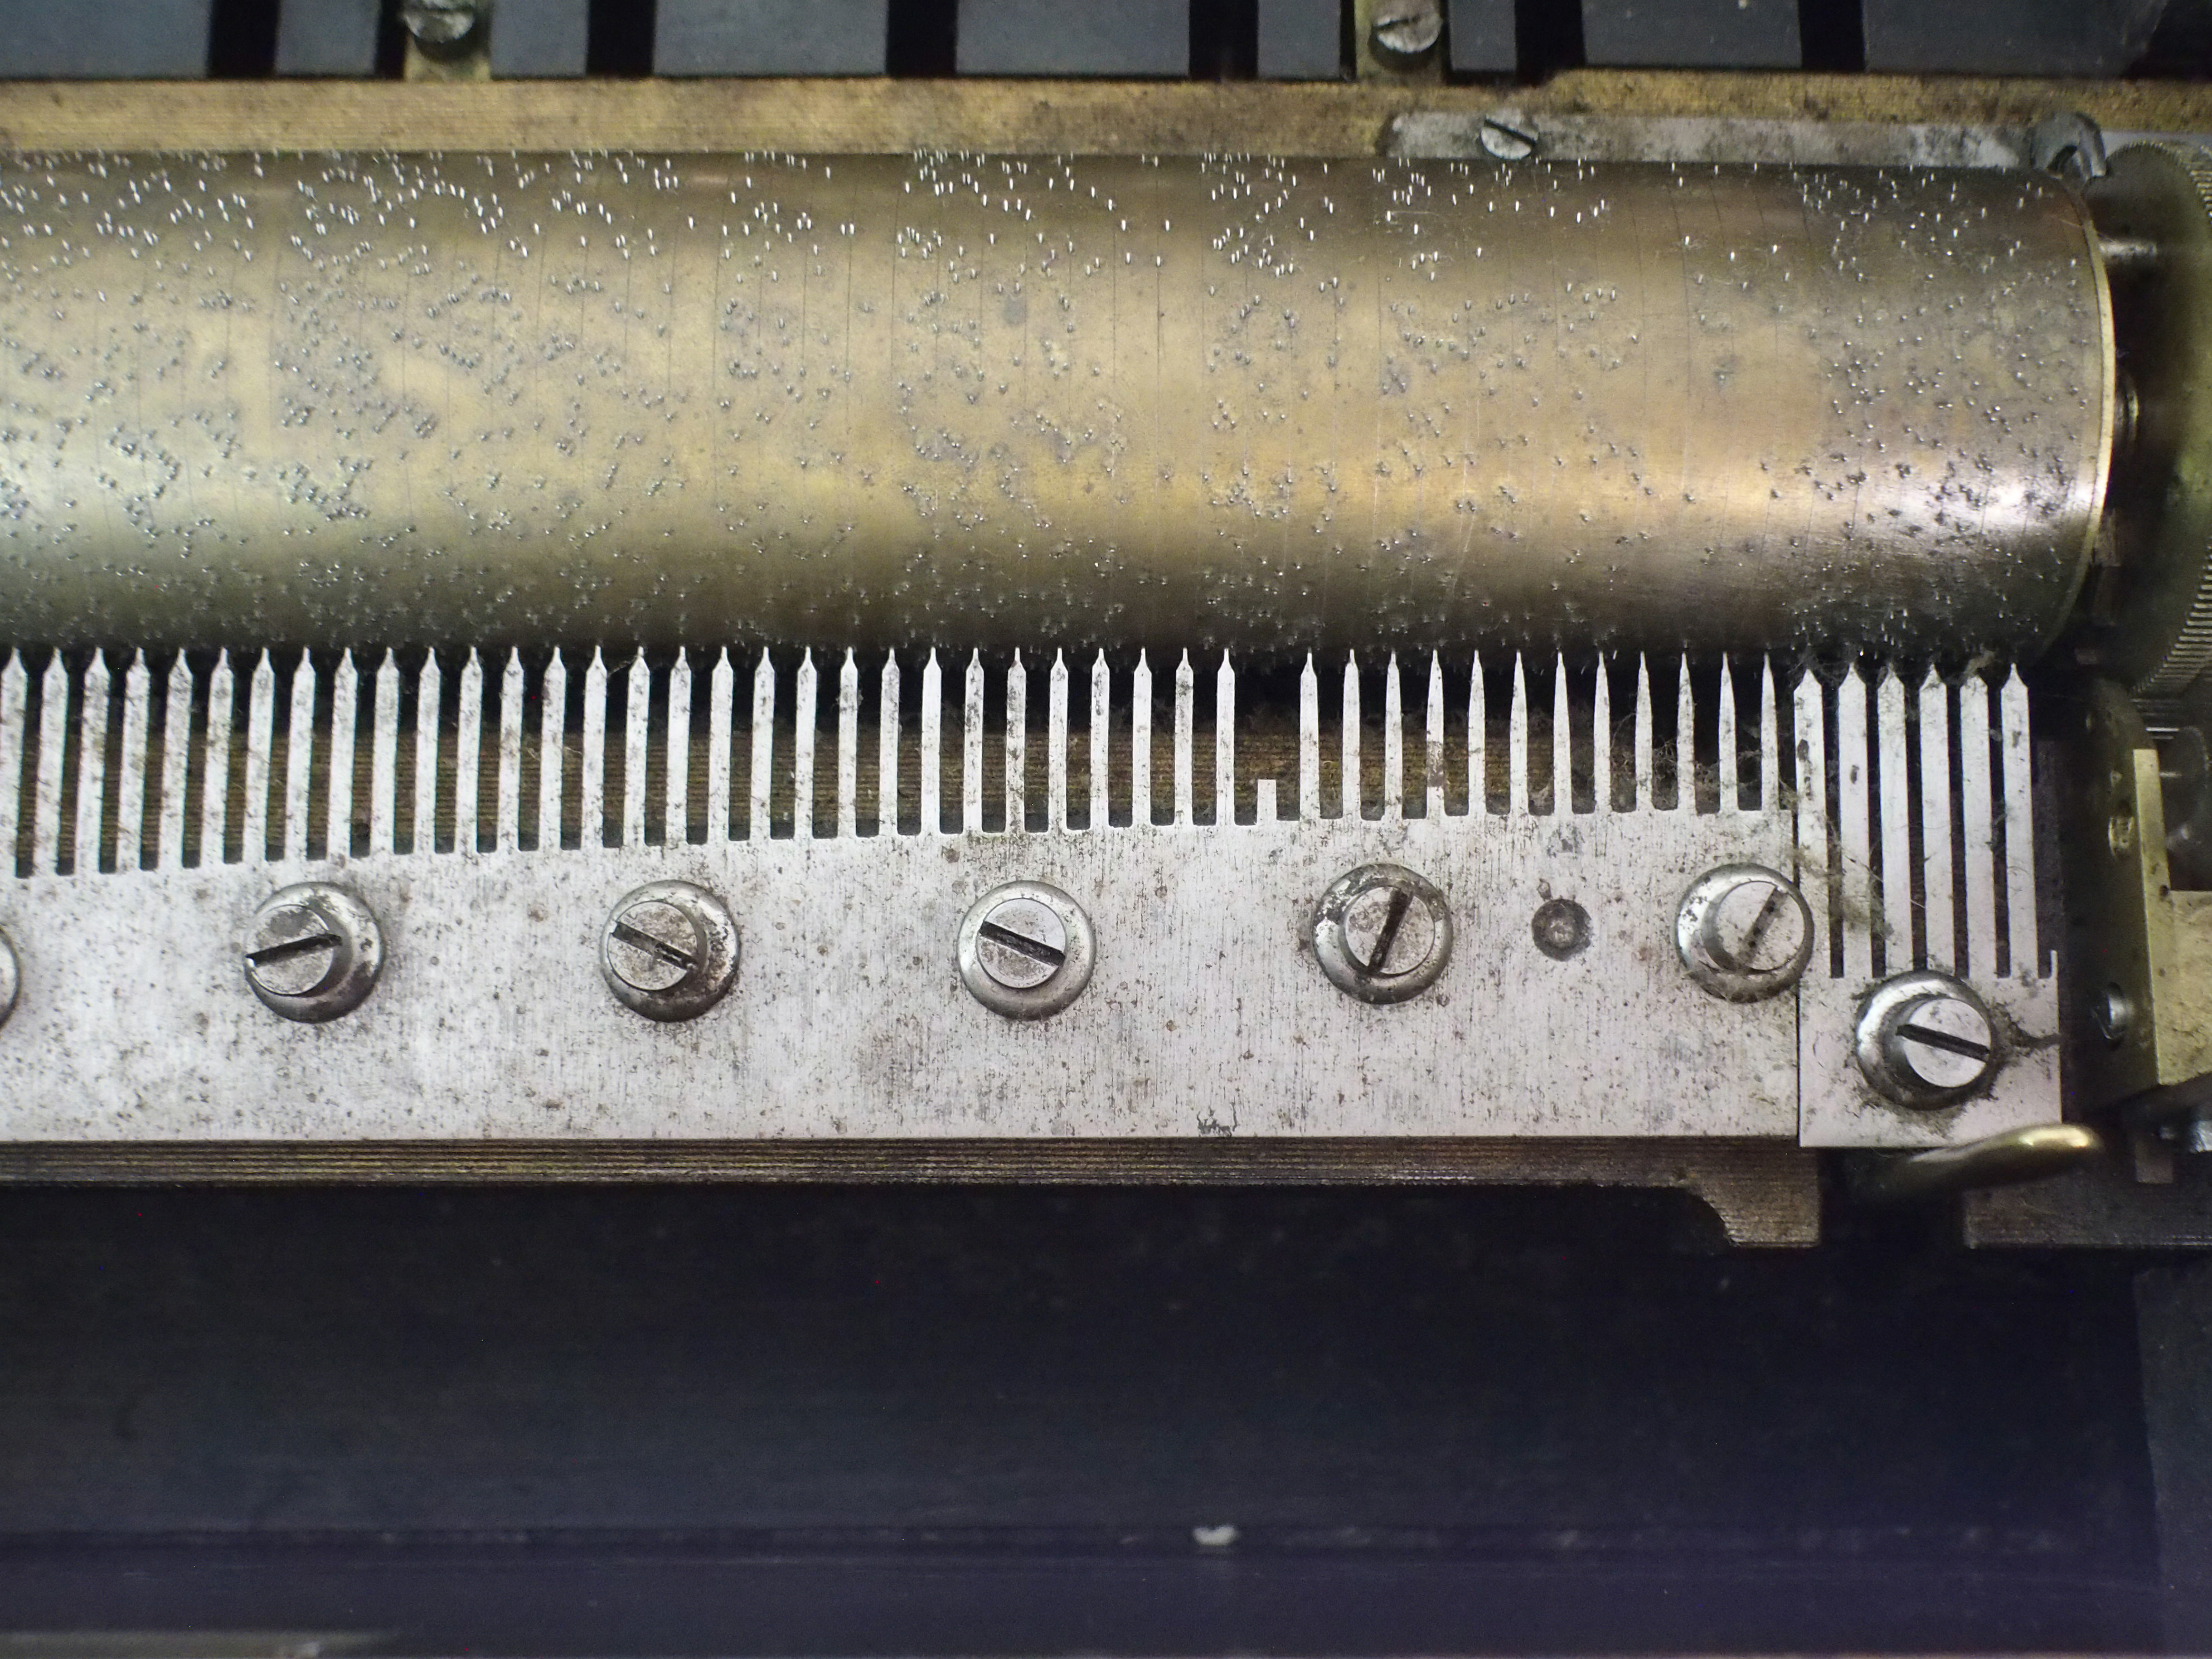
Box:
0 152 2110 657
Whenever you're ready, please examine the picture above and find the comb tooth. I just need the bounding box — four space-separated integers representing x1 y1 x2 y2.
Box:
1298 653 1319 823
1876 666 1912 972
240 652 271 865
623 652 650 850
919 649 942 835
0 652 24 876
159 653 192 870
1959 672 1997 979
497 649 525 853
115 652 149 873
1791 669 1828 939
1592 655 1611 816
75 652 110 872
329 652 360 861
794 648 818 842
414 652 443 856
1758 656 1778 813
837 649 858 840
1006 650 1027 836
1049 651 1069 832
2001 668 2037 979
199 652 233 869
1173 649 1194 828
445 649 476 855
1215 652 1235 828
1468 652 1487 816
541 648 568 852
867 654 894 836
1088 651 1109 831
1675 655 1696 813
32 656 67 874
580 649 607 850
1382 653 1404 822
669 648 695 847
1716 656 1739 816
1340 652 1360 821
706 647 733 845
962 650 983 835
1918 667 1953 972
367 651 397 857
1507 653 1528 818
1633 654 1653 811
1425 653 1444 821
749 649 774 842
876 651 900 837
1836 666 1873 981
1132 651 1152 826
1551 653 1571 816
285 652 316 864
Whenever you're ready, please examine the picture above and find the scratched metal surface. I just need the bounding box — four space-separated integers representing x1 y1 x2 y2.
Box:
0 152 2109 659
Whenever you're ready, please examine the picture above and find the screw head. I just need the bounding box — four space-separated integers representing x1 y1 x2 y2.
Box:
958 881 1095 1019
601 881 740 1021
1370 0 1443 60
1854 972 2000 1109
400 0 481 45
1478 117 1539 162
0 928 16 1029
244 884 384 1022
2094 982 2134 1047
1675 864 1815 1002
1312 864 1453 1004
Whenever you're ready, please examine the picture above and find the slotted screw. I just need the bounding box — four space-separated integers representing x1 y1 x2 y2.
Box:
974 896 1068 991
1370 0 1443 60
599 881 740 1022
244 884 384 1022
958 882 1095 1019
1312 864 1452 1004
1676 865 1814 1002
605 899 704 995
1854 972 2001 1108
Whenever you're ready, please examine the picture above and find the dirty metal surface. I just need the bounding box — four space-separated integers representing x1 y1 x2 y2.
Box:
0 72 2209 155
0 642 2056 1153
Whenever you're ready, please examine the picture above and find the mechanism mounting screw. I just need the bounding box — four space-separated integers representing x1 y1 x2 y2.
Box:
1369 0 1443 61
1312 864 1453 1004
1854 971 2000 1109
601 881 740 1021
1531 898 1591 961
1675 864 1815 1002
0 927 17 1029
958 881 1095 1019
400 0 483 46
244 883 385 1023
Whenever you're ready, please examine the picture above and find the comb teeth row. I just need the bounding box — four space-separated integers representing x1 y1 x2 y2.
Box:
0 645 1787 869
0 646 2036 980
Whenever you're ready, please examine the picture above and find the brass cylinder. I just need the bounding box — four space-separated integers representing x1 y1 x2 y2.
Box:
0 152 2111 657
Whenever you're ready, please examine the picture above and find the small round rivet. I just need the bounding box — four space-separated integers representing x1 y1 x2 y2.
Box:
244 883 384 1022
1675 864 1815 1002
1854 971 2000 1109
601 881 740 1021
1312 864 1453 1004
0 928 17 1029
958 881 1095 1019
1531 898 1591 961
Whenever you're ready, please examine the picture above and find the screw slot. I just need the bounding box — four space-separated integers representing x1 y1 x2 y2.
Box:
1854 971 2001 1109
958 882 1095 1018
1312 864 1453 1004
600 881 740 1021
244 884 384 1022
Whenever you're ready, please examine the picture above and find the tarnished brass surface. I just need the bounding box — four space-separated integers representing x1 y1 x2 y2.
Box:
0 152 2107 656
1 74 2210 156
